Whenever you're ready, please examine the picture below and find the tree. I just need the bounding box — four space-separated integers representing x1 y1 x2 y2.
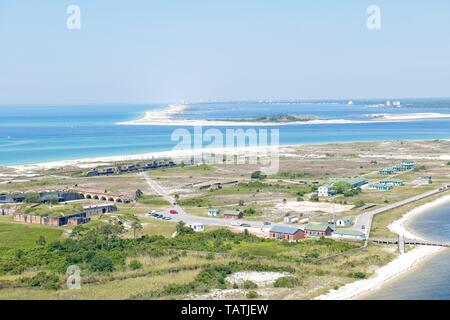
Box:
24 192 41 204
251 171 266 180
135 189 144 199
333 182 351 194
131 220 143 238
175 221 194 236
70 225 86 240
239 200 245 206
310 193 319 202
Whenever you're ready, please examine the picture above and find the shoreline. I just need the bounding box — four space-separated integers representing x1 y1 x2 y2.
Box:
316 195 450 300
4 138 450 173
116 104 450 127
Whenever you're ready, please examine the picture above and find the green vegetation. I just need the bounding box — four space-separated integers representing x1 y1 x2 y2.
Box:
354 200 366 208
273 276 300 288
0 222 62 254
271 171 312 180
250 171 267 180
22 203 84 217
178 197 214 207
413 165 427 172
246 291 258 299
137 196 170 206
242 280 258 289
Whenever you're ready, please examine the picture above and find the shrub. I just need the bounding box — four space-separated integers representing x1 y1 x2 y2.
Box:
89 256 114 273
348 272 367 279
21 272 60 290
251 171 266 180
205 253 215 260
246 291 258 299
242 280 258 289
129 260 142 270
273 276 300 288
354 200 366 208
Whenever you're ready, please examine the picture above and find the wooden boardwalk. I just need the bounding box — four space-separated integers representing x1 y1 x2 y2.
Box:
370 237 450 248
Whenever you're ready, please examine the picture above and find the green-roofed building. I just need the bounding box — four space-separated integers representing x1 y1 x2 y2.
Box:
328 177 368 189
331 229 366 241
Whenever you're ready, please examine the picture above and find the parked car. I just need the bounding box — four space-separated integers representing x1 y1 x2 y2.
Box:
263 222 271 225
169 209 178 214
231 222 241 227
241 223 251 228
361 225 366 230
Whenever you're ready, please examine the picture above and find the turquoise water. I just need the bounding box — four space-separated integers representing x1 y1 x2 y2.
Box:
365 200 450 300
0 99 450 165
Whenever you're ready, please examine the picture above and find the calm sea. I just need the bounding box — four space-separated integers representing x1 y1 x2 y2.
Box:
364 199 450 300
0 99 450 166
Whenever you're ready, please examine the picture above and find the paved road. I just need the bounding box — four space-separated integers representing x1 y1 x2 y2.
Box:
141 172 450 237
140 172 273 230
351 185 450 236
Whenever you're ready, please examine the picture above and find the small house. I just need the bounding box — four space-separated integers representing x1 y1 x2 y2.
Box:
401 160 416 170
207 208 221 217
284 215 299 223
188 223 205 232
368 183 393 191
304 223 334 238
380 180 404 186
336 218 352 227
269 226 305 241
379 167 397 175
223 210 243 220
332 229 366 241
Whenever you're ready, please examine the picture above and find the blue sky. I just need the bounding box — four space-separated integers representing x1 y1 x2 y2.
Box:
0 0 449 104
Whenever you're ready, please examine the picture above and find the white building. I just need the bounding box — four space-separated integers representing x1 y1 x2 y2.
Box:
336 218 352 227
331 229 366 241
188 223 205 232
318 185 336 197
284 215 299 223
207 208 221 217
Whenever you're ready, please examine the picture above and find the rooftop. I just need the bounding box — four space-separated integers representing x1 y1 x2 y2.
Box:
333 229 366 237
270 225 302 235
223 210 242 215
304 223 333 232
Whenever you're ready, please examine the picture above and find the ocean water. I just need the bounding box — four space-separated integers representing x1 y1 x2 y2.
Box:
365 200 450 300
0 99 450 166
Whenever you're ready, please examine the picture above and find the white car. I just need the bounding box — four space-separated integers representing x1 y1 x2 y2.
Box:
231 222 242 227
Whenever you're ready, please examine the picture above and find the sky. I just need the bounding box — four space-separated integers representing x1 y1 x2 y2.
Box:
0 0 449 105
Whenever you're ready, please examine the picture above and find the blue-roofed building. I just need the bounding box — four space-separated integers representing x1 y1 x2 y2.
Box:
269 225 305 241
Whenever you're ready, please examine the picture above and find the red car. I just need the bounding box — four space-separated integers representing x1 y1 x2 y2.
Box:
169 209 178 214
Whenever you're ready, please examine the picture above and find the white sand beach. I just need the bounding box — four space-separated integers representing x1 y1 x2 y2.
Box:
316 195 450 300
117 104 450 127
369 112 450 121
117 104 359 126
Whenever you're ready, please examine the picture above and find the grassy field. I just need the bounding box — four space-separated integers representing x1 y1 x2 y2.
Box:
0 218 63 253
